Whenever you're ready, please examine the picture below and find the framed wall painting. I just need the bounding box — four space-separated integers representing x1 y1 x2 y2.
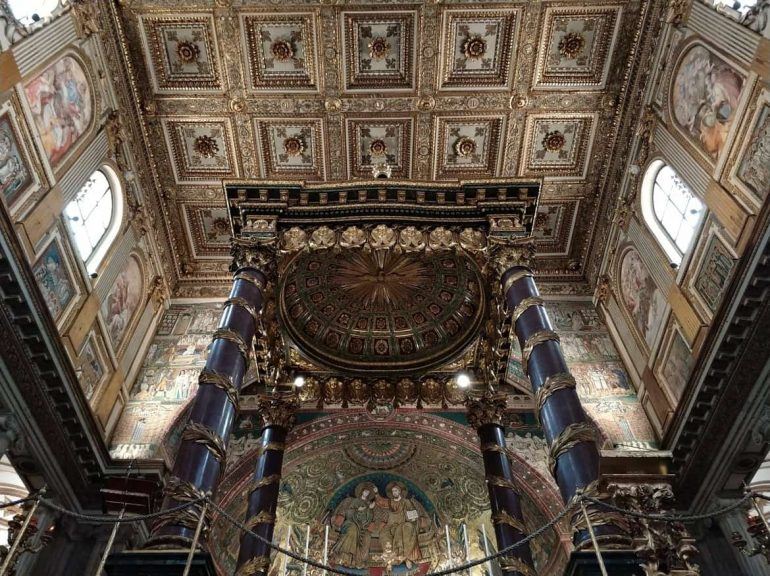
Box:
32 229 80 329
0 99 42 216
77 327 110 404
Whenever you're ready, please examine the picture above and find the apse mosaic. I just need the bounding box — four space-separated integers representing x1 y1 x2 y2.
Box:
0 112 33 209
737 101 770 204
242 13 319 91
213 414 565 576
671 44 744 162
24 54 92 167
140 15 222 92
506 300 657 448
533 6 620 90
438 9 517 90
433 116 503 179
342 11 417 92
109 303 221 461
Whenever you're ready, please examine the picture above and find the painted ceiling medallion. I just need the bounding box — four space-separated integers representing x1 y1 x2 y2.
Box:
542 130 566 151
368 36 391 60
279 249 484 374
193 134 219 158
176 40 200 64
462 35 487 60
270 39 295 61
454 136 477 157
283 136 306 156
369 139 388 156
558 32 585 59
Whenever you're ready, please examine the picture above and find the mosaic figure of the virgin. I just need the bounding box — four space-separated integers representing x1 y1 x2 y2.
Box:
331 481 377 566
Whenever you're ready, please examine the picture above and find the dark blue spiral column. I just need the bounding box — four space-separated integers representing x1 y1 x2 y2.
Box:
147 238 275 550
467 393 536 576
502 265 624 548
236 394 298 576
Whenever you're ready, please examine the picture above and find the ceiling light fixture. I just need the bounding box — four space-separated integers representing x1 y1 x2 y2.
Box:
456 372 471 389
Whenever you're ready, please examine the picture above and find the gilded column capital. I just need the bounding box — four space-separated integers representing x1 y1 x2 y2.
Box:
257 393 300 431
230 236 277 275
487 236 536 286
465 391 508 429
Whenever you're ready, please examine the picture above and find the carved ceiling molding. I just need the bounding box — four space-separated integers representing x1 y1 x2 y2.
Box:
101 0 655 294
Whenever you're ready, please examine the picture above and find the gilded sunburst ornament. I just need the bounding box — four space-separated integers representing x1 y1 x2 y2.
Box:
558 32 585 59
333 251 430 309
193 134 219 158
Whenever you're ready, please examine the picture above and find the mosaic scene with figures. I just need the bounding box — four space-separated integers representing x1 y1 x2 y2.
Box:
0 1 769 576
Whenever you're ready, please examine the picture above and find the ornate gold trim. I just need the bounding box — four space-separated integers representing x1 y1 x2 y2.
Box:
199 368 240 410
235 555 271 576
234 272 266 290
213 327 250 362
181 421 227 464
535 372 577 414
491 510 527 534
250 474 281 493
245 510 277 530
522 329 560 375
549 422 597 476
480 443 506 453
225 296 260 325
258 441 286 455
510 295 544 325
498 556 537 576
487 475 517 490
501 268 533 296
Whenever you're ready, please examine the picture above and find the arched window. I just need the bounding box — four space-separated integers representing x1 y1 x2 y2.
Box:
7 0 60 26
641 161 705 265
63 167 123 275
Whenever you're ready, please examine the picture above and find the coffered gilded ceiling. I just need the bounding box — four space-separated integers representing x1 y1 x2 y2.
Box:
114 0 655 296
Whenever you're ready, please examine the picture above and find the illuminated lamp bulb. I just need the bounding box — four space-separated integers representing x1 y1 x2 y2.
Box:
293 375 305 388
456 372 471 389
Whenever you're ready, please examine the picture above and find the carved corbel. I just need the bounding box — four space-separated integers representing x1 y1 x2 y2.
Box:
595 274 613 306
71 0 100 38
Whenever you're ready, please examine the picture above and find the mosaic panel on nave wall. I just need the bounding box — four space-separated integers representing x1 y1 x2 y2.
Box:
109 303 222 461
506 300 657 449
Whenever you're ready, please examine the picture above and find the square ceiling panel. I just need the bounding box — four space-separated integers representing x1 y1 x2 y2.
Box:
163 118 238 184
438 8 518 91
255 118 326 180
532 5 622 90
242 13 320 92
520 113 597 180
346 116 413 178
182 203 231 259
139 14 223 93
433 115 505 179
341 10 418 92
